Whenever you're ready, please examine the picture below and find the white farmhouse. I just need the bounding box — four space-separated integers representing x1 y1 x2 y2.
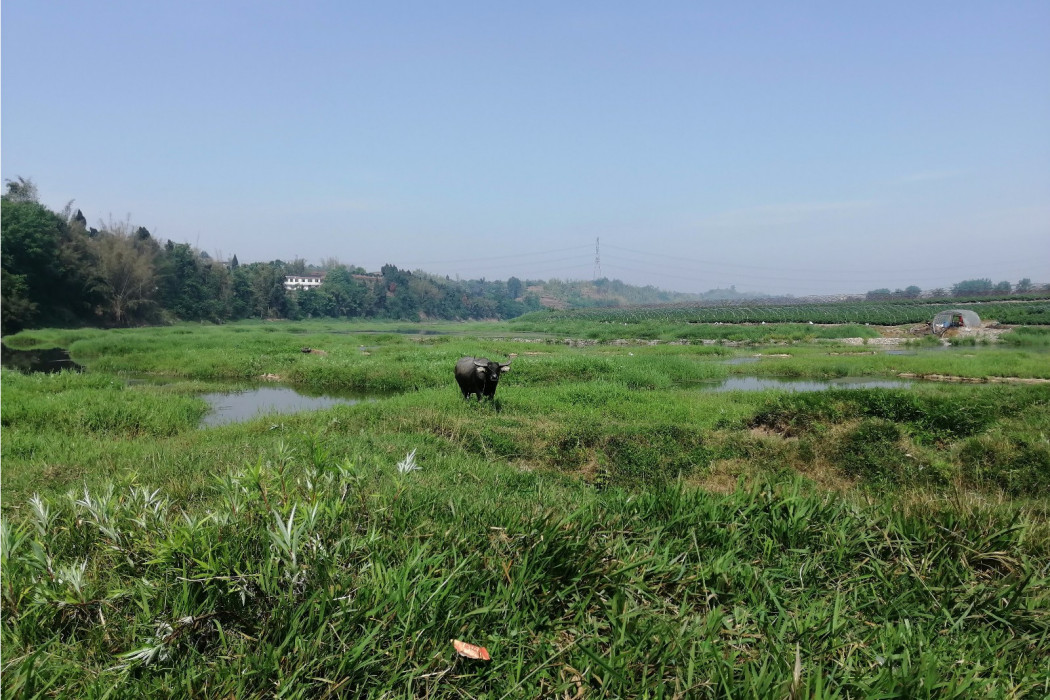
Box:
283 273 325 291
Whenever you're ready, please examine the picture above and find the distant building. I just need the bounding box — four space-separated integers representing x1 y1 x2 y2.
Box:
284 273 325 291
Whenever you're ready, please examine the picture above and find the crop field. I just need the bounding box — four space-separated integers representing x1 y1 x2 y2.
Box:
513 298 1050 328
2 320 1049 698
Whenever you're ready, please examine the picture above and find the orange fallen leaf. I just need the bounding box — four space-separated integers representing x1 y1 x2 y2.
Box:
452 639 491 661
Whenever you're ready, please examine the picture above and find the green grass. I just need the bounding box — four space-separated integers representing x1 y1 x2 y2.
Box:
3 321 1050 697
515 298 1050 326
731 345 1050 380
510 318 882 343
4 462 1049 697
1002 326 1050 347
748 386 1050 494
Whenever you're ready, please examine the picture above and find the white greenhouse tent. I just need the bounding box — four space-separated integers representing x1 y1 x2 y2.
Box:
932 309 981 334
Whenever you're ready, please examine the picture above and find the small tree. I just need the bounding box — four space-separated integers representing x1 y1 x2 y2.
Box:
91 218 160 325
507 276 524 300
93 234 158 325
317 266 368 317
1016 278 1032 293
245 262 289 318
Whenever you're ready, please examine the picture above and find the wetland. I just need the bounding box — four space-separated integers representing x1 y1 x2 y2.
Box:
2 319 1049 697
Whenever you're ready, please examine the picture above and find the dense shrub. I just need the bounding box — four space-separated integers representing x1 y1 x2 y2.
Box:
833 419 911 482
751 388 1045 443
604 424 709 483
958 434 1050 496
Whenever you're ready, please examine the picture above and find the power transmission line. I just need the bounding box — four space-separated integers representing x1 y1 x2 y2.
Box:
402 243 592 268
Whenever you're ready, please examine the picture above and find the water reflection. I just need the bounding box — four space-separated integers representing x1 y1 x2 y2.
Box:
200 387 362 427
703 376 911 392
0 343 83 373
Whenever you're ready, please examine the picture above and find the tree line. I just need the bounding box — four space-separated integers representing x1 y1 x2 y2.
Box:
0 179 540 334
865 278 1040 301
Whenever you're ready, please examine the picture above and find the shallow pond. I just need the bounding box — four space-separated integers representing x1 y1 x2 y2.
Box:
199 386 365 427
1 344 83 373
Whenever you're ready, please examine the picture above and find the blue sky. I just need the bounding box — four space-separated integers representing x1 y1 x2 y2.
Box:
3 1 1048 295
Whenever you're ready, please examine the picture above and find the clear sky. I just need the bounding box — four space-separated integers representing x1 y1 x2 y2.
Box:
3 1 1048 295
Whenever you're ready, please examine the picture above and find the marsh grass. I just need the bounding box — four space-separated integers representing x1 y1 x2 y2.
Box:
3 457 1049 698
3 321 1050 696
8 321 1048 386
1002 326 1050 347
740 345 1050 380
0 370 206 437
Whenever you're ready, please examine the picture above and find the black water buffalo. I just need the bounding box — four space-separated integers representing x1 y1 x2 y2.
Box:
455 356 512 401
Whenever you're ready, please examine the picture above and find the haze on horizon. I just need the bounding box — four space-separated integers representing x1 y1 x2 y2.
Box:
3 2 1048 297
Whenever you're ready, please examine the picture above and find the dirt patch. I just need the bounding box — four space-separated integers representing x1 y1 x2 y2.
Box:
792 458 859 493
876 324 931 338
839 337 909 346
259 373 282 381
528 285 568 310
576 456 603 482
749 426 795 440
691 456 858 494
690 459 753 494
42 463 86 483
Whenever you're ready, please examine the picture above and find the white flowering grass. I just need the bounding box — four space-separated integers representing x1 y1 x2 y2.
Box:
396 448 419 475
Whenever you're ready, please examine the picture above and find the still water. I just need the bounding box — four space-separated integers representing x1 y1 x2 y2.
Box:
703 376 911 392
199 387 363 427
723 357 760 365
0 343 83 373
